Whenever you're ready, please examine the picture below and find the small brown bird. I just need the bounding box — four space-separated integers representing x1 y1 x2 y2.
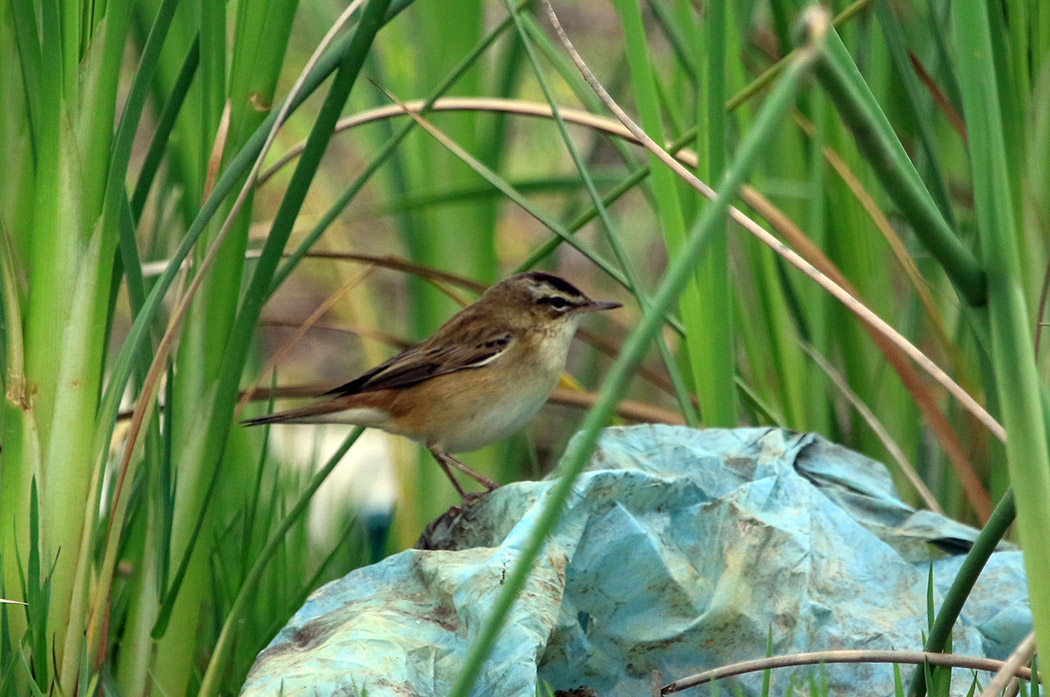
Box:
242 272 621 499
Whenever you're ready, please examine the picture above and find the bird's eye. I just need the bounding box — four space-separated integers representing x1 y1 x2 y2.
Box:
548 296 569 309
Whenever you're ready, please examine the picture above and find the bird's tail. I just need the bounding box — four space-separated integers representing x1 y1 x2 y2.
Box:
240 396 388 428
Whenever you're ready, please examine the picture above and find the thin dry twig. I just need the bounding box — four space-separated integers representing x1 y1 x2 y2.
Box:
977 631 1037 697
260 317 411 348
234 266 376 417
258 1 878 186
119 384 680 427
257 98 653 185
800 340 942 512
142 248 485 288
540 0 1006 446
793 110 956 365
742 179 991 521
661 649 1034 693
908 51 967 143
549 388 684 425
203 100 232 201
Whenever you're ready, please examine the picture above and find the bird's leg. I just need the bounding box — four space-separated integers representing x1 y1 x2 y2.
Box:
428 449 500 493
429 449 469 499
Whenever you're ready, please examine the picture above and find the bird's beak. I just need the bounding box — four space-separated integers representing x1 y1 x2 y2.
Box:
580 299 622 312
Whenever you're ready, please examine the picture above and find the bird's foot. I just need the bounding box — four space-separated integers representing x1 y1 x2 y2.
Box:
460 490 490 506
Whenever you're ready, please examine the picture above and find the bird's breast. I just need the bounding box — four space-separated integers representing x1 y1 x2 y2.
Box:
438 347 561 452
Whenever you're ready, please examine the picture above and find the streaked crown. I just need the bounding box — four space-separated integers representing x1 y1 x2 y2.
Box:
486 271 622 319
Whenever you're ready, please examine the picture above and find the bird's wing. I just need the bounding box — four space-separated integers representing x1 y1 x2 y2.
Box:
324 324 514 396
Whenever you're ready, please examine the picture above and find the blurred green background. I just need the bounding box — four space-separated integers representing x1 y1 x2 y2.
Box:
2 0 1049 694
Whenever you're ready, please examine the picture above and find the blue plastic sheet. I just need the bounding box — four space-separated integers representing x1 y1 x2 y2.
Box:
241 426 1030 696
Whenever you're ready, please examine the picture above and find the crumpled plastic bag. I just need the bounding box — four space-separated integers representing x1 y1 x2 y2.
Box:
241 426 1030 696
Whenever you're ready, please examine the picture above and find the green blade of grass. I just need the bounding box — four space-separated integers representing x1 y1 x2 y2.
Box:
150 1 395 692
400 0 491 336
0 218 39 641
6 1 42 150
447 19 817 694
643 0 696 83
196 428 364 697
107 0 182 336
20 3 74 596
810 26 982 304
500 0 698 425
79 0 133 232
800 89 831 435
612 0 707 420
370 83 630 287
951 0 1050 671
93 0 417 479
513 126 698 277
517 13 646 178
692 0 736 426
130 38 199 222
812 25 986 307
197 0 226 203
270 0 531 295
56 0 181 682
150 437 231 639
906 490 1016 697
872 1 955 227
726 0 874 113
361 175 626 216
